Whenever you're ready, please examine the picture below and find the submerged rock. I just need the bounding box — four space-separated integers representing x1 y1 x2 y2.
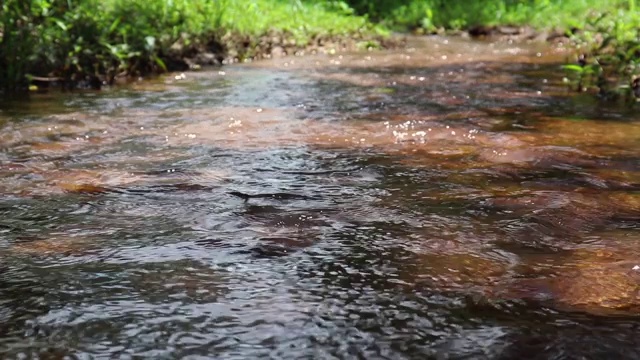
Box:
486 246 640 316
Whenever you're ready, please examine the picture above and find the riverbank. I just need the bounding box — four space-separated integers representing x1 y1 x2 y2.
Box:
350 0 639 101
1 0 638 98
0 0 393 92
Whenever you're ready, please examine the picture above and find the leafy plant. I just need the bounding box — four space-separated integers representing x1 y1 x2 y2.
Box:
1 0 376 92
564 6 640 101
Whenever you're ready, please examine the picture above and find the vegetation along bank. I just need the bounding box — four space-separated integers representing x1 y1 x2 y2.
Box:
1 0 638 99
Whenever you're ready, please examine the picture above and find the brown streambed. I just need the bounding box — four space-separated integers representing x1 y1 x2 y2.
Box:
1 35 640 358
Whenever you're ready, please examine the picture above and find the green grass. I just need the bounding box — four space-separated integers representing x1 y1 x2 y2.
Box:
220 1 371 39
562 6 640 100
0 0 379 92
2 0 640 98
339 0 640 99
338 0 633 31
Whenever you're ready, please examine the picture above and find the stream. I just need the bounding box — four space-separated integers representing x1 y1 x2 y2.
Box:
1 36 640 359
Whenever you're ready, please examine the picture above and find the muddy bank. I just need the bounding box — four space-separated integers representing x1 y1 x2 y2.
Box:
28 30 405 92
463 25 571 43
26 25 574 93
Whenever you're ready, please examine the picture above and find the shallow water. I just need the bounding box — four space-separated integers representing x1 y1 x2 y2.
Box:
1 36 640 359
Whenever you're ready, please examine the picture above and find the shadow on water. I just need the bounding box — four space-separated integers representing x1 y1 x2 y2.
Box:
1 35 640 358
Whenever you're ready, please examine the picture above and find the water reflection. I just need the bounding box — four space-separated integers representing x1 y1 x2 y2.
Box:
1 35 640 358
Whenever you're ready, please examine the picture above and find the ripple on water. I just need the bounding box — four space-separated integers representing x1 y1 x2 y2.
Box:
1 35 640 359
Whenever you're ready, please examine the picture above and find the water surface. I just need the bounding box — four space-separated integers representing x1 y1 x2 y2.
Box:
1 36 640 359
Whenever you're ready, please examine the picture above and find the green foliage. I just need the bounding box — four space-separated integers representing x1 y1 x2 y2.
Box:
3 0 640 99
563 4 640 100
336 0 630 31
330 0 640 100
0 0 374 92
222 1 369 38
0 0 52 90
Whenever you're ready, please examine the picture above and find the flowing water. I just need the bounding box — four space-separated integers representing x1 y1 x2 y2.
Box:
1 36 640 359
